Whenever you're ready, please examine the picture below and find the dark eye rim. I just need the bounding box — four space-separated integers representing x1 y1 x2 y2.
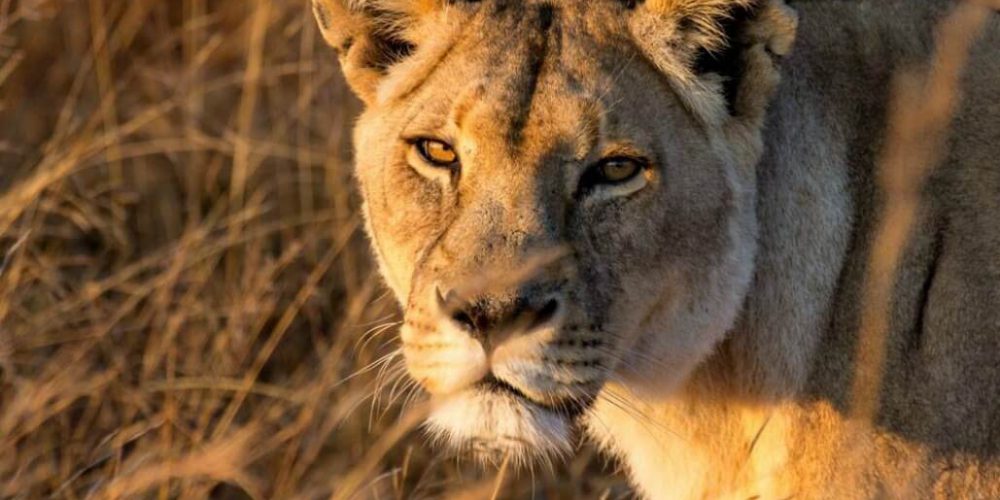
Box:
576 155 649 197
412 138 460 169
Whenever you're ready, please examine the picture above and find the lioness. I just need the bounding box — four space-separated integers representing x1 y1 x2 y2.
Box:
312 0 999 497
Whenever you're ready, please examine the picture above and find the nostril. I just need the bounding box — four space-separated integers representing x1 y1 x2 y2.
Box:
444 293 561 336
529 298 561 330
451 309 477 332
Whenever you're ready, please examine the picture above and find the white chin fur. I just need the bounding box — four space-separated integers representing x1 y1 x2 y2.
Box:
424 389 573 466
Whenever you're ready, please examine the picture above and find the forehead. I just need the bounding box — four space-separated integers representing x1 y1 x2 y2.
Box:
468 0 630 49
381 1 648 102
382 1 672 149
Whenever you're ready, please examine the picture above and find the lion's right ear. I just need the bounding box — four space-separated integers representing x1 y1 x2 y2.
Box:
311 0 419 105
629 0 797 130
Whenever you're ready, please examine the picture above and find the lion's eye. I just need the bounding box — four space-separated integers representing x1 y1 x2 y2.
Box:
578 157 646 195
415 139 459 167
597 158 642 183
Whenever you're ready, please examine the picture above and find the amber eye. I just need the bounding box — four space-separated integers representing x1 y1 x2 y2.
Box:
597 158 643 183
415 139 459 167
578 156 646 196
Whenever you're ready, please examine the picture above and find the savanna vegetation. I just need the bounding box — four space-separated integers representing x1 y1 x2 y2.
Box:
0 1 625 498
2 0 994 498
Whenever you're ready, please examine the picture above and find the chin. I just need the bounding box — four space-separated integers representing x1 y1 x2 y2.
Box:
423 387 575 467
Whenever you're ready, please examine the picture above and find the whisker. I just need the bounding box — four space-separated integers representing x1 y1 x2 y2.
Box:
355 320 402 352
378 370 419 421
369 362 407 427
599 384 683 446
370 362 407 418
332 347 401 394
400 380 425 412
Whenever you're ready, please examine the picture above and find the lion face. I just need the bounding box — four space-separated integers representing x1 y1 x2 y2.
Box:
315 0 791 464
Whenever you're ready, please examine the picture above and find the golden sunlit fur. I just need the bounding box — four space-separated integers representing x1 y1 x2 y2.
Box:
314 0 1000 497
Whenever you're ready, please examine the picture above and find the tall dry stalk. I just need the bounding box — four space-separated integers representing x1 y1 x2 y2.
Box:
846 0 997 492
850 0 996 428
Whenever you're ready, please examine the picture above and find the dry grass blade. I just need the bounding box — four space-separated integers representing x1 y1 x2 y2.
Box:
97 427 264 500
331 401 433 500
489 451 512 500
846 0 997 490
0 230 28 278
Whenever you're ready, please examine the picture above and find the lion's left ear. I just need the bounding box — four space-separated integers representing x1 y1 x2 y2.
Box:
630 0 798 128
311 0 440 105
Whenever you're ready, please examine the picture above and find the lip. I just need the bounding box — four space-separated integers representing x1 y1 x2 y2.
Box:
477 375 528 399
476 375 593 419
424 384 578 463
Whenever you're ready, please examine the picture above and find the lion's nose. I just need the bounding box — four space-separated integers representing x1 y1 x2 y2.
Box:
436 287 563 345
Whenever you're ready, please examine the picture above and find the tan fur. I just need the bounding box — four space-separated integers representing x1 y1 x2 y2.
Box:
313 0 1000 497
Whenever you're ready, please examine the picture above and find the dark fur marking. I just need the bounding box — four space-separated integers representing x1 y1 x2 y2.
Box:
492 0 512 15
542 357 603 368
407 212 461 316
506 3 559 147
538 2 555 31
340 36 354 54
910 217 946 354
553 338 604 348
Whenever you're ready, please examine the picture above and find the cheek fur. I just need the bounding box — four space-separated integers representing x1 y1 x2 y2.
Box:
361 155 450 298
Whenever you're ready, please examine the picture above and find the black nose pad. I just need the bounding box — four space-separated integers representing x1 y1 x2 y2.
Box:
442 291 562 341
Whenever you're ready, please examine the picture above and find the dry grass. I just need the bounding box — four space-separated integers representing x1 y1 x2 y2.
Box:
0 1 622 498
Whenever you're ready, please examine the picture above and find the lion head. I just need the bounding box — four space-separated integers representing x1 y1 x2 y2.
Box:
313 0 796 465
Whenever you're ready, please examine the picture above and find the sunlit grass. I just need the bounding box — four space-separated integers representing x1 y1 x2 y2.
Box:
0 1 621 497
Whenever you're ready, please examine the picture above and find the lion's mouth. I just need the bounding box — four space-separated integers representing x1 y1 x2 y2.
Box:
424 380 583 464
476 375 593 419
477 375 523 396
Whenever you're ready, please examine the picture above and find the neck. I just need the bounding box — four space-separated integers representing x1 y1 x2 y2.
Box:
586 378 808 499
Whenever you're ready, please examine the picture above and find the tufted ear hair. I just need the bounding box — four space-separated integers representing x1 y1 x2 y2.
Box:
630 0 798 127
311 0 439 104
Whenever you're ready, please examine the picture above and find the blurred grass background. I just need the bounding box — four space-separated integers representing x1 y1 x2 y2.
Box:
0 1 624 497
